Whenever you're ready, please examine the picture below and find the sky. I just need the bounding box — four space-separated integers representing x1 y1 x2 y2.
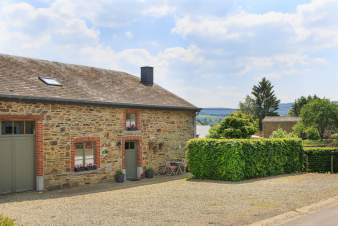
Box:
0 0 337 108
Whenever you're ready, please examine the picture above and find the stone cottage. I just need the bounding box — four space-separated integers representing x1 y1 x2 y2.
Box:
0 54 198 194
262 116 300 137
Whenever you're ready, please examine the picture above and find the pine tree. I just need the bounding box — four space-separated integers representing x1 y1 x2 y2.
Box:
252 77 280 130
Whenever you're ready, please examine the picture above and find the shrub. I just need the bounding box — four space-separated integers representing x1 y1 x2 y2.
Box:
270 128 295 138
208 112 257 139
0 215 15 226
186 138 303 181
145 167 154 178
332 133 338 140
293 122 306 139
304 147 338 173
305 127 320 140
300 99 338 139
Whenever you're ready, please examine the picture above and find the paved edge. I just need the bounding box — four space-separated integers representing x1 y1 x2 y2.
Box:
247 195 338 226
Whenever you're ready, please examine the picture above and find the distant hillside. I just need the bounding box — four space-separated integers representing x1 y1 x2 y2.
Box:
197 101 337 126
278 103 293 116
199 108 237 116
199 104 291 117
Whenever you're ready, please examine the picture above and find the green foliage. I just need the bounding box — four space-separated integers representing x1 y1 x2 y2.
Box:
293 122 322 140
289 95 320 117
207 112 257 139
239 95 256 116
292 122 306 139
0 215 15 226
270 128 296 138
186 138 303 181
196 114 223 126
332 133 338 139
304 147 338 152
304 127 320 140
303 139 338 148
239 77 280 130
300 99 338 139
115 169 123 176
304 147 338 173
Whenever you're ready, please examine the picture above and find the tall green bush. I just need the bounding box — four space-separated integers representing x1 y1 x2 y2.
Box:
208 112 257 139
186 138 303 181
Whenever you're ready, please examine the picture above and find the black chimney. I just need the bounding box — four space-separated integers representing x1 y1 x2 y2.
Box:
141 66 153 86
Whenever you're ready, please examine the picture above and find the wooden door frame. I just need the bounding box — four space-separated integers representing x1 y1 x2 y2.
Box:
119 135 143 178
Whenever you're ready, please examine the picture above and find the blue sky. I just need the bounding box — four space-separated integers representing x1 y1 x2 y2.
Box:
0 0 337 107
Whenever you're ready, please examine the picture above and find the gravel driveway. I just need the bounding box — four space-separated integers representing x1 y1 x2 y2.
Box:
2 173 338 226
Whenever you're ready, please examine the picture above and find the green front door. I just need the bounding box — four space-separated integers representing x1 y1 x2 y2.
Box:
125 141 137 180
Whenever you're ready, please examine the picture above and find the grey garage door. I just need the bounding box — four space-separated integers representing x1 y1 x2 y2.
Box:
0 133 35 194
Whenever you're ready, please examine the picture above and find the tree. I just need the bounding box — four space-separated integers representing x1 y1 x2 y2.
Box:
239 95 256 116
251 77 280 131
208 112 258 138
288 95 320 116
300 99 338 139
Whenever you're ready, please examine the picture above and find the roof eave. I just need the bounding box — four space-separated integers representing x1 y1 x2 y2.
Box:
0 94 200 112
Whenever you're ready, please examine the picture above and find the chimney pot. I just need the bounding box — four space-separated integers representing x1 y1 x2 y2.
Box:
141 66 153 86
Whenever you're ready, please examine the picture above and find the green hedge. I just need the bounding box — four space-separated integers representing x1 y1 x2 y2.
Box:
304 147 338 173
186 138 304 181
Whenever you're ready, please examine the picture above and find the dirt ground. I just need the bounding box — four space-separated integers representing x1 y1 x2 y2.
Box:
1 173 338 226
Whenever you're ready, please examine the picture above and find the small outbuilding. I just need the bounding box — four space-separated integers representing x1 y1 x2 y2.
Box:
262 116 300 137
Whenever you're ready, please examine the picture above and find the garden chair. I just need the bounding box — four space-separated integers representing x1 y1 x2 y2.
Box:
165 160 178 176
174 159 186 175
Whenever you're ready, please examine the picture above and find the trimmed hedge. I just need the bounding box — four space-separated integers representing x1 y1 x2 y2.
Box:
186 138 303 181
304 147 338 173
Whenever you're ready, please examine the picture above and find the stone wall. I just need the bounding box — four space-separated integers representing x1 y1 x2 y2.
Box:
0 100 195 190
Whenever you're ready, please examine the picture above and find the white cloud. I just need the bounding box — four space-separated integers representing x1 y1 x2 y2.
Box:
172 0 338 47
238 54 326 76
142 2 176 17
0 0 337 107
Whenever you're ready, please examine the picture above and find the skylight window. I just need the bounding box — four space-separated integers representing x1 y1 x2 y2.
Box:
39 76 62 86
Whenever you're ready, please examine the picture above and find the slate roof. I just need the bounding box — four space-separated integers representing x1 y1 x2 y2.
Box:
0 54 198 111
263 116 300 122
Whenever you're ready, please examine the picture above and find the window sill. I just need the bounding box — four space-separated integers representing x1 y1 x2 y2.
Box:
123 129 141 135
70 169 101 176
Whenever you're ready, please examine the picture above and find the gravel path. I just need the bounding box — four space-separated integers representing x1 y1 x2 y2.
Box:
2 173 338 226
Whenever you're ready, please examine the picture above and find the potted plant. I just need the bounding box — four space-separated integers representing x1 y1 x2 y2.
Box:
115 169 125 183
145 166 154 178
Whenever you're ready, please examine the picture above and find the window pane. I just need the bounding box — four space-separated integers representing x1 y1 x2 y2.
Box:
75 149 84 166
129 142 135 149
126 113 136 129
1 121 13 135
76 143 84 149
14 121 24 134
125 142 129 149
127 113 136 120
25 121 35 134
84 148 94 166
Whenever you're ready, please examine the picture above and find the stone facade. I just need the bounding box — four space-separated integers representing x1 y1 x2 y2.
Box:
0 100 195 190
